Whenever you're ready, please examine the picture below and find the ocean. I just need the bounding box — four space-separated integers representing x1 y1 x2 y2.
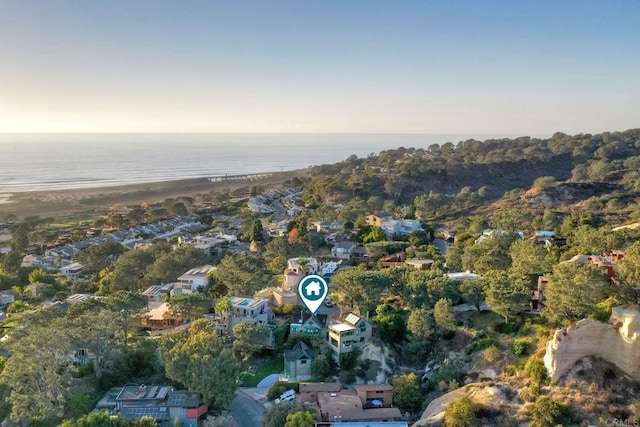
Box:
0 133 514 193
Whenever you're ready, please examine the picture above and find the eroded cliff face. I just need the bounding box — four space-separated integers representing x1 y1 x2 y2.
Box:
544 306 640 381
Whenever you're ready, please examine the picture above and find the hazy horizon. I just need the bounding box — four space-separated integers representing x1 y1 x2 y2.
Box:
1 1 638 134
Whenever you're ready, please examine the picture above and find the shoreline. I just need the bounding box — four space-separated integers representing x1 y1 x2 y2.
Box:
1 170 305 219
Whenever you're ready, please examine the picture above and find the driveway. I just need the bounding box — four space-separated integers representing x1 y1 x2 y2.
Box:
231 389 266 427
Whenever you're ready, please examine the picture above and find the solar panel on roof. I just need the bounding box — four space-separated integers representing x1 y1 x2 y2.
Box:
148 386 158 398
157 387 170 400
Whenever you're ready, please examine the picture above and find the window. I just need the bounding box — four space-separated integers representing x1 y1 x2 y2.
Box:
300 359 307 365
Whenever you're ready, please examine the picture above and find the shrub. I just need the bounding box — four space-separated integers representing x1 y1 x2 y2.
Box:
525 358 549 386
443 397 480 427
466 337 500 355
530 396 574 427
483 345 502 363
511 339 530 357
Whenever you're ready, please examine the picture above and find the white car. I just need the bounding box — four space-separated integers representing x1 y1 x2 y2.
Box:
275 389 296 404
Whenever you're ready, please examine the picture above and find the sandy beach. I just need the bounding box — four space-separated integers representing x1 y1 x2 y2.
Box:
0 170 305 219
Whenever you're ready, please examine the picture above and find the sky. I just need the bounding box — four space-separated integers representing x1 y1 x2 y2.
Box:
0 1 638 135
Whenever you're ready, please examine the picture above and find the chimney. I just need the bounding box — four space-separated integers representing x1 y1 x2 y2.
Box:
334 408 342 421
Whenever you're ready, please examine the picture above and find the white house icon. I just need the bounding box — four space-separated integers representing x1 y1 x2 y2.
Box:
305 281 322 296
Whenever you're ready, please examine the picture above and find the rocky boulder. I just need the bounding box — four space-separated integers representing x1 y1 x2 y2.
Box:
544 306 640 381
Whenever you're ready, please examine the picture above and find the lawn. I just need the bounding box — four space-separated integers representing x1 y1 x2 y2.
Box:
240 356 284 387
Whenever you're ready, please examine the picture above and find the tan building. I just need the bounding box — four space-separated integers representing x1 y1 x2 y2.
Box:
353 384 394 407
327 313 372 362
299 382 342 404
254 287 298 306
317 386 402 423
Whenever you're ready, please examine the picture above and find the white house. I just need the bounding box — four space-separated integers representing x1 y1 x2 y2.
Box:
287 257 319 275
172 265 216 295
60 262 84 281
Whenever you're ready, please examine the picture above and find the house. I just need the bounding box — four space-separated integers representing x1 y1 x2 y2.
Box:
65 293 92 305
60 262 84 281
327 312 372 362
141 302 184 330
213 296 275 337
290 311 328 336
142 283 175 301
0 290 15 307
101 385 207 427
287 257 320 275
283 257 320 291
284 341 319 381
331 241 358 260
182 236 229 257
254 287 298 306
172 265 216 295
299 382 342 403
314 221 345 233
446 271 483 281
405 259 434 271
353 384 395 408
530 276 547 313
317 385 402 423
365 214 394 228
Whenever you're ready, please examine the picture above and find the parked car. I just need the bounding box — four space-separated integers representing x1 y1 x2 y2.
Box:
275 389 296 404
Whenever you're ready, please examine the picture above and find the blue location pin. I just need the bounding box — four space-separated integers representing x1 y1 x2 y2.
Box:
297 274 329 314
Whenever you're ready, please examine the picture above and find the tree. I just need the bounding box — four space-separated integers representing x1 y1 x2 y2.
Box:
434 298 456 332
232 322 270 361
264 238 290 274
248 218 264 242
263 401 307 427
372 304 406 344
310 354 330 380
160 320 240 411
0 321 73 424
407 307 434 340
75 242 124 274
168 293 213 319
443 397 479 427
144 246 208 286
105 291 148 346
459 279 485 311
329 268 392 313
530 396 573 427
616 241 640 300
209 254 271 297
542 263 610 324
392 373 423 414
508 239 551 278
483 271 530 323
285 410 318 427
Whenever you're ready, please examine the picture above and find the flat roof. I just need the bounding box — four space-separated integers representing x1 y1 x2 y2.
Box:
330 323 355 332
353 384 394 392
318 390 402 422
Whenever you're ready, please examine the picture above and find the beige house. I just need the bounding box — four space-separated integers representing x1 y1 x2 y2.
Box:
327 312 372 362
254 287 298 306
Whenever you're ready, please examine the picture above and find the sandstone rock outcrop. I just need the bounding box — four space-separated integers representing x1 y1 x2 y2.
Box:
544 306 640 381
412 383 515 426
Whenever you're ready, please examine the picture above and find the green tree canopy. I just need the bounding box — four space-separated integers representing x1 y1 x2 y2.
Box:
209 254 272 297
392 373 423 414
434 298 456 332
232 322 270 361
542 262 611 324
483 270 530 323
443 397 479 427
160 320 240 411
329 268 392 313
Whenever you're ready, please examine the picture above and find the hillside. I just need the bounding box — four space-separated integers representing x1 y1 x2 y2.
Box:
303 129 640 223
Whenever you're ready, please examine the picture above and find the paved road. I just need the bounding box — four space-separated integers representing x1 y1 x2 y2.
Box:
231 390 266 427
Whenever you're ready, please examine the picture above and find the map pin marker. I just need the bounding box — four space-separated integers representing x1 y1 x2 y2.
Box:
297 274 329 315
